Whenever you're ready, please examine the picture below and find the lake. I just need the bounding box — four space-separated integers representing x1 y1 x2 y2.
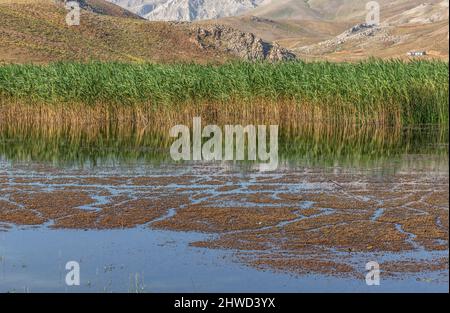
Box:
0 123 448 292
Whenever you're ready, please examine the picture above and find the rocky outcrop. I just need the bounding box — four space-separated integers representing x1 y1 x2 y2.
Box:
338 23 380 41
190 25 296 61
296 23 400 55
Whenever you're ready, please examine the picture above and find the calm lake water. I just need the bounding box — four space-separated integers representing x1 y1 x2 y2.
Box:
0 124 448 292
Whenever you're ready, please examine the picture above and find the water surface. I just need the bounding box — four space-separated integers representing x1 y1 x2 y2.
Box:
0 124 448 292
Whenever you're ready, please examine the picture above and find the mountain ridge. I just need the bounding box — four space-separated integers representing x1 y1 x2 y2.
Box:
0 0 295 64
107 0 269 21
211 0 449 61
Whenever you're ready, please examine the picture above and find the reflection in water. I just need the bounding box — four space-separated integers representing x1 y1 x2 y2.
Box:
0 122 448 170
0 120 448 292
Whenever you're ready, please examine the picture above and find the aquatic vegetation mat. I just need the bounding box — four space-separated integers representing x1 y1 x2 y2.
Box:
0 163 448 280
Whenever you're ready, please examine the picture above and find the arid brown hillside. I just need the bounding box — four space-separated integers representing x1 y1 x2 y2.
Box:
212 0 449 61
0 0 237 63
1 0 298 64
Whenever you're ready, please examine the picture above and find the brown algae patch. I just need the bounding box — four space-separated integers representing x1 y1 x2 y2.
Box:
246 255 356 277
0 199 45 225
9 190 95 225
152 206 299 233
0 169 448 279
151 172 448 278
380 258 449 276
129 176 197 187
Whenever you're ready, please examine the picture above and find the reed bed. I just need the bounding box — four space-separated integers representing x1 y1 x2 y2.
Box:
1 112 447 167
0 60 448 127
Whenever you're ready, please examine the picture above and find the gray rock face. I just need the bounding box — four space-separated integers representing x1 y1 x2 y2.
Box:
296 23 400 55
107 0 269 21
190 25 296 61
56 0 142 18
345 23 378 37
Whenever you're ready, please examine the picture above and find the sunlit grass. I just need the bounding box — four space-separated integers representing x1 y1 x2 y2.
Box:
0 60 447 126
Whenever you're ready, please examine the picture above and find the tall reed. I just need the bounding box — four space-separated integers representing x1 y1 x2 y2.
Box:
0 60 447 126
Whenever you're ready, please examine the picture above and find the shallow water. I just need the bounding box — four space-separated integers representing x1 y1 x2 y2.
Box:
0 125 448 292
0 226 447 293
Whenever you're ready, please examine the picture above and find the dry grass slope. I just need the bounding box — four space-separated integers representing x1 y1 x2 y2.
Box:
0 0 233 64
214 0 449 61
79 0 143 19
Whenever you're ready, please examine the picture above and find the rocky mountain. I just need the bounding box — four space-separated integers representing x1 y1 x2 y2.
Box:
191 24 296 61
209 0 448 61
76 0 143 19
293 1 449 61
0 0 295 63
1 0 447 63
107 0 269 21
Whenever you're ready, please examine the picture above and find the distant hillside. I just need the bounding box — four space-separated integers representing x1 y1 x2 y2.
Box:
1 0 447 63
79 0 143 19
0 0 294 64
292 1 449 61
107 0 269 21
214 0 449 61
249 0 442 21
